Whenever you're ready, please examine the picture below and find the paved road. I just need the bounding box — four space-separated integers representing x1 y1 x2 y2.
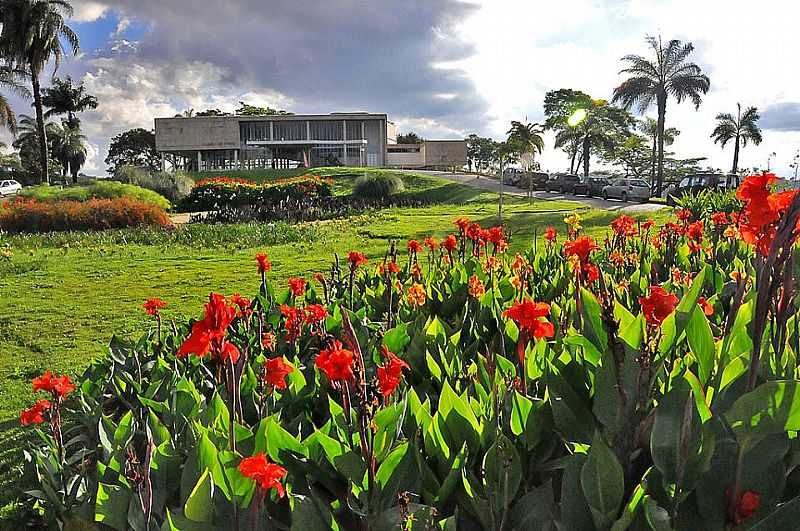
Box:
419 171 668 214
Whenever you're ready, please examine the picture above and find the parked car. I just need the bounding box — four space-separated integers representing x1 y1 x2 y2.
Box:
664 173 739 205
0 179 21 196
602 178 651 202
545 173 582 194
573 176 612 197
502 168 524 187
516 171 550 191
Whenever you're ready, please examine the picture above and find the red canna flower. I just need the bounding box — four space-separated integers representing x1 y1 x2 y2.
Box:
143 298 167 316
261 331 277 351
503 300 554 340
287 277 307 297
676 209 692 223
347 251 368 269
238 453 287 497
255 253 272 274
687 220 704 242
544 226 557 243
466 223 484 242
641 219 655 231
304 304 328 325
220 342 240 364
20 399 51 426
280 304 302 343
177 293 237 358
611 214 638 237
377 346 409 398
454 217 470 231
468 274 486 298
264 357 294 390
230 293 251 313
315 340 355 381
424 237 438 251
441 234 458 252
32 371 75 399
407 239 423 253
734 490 760 524
639 286 679 327
406 283 426 307
698 297 714 316
736 174 800 255
711 212 728 226
564 236 600 263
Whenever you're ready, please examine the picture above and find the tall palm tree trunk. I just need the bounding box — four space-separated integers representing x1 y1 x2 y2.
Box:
570 146 577 174
651 135 657 183
31 69 49 185
732 135 740 174
582 136 590 177
656 93 667 196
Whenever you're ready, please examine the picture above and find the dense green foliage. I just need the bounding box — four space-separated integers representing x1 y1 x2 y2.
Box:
353 173 405 198
181 175 333 212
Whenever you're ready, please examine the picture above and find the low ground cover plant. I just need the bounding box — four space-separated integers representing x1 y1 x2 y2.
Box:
115 166 195 204
0 196 172 233
353 173 405 199
181 175 333 212
18 181 172 211
14 173 800 530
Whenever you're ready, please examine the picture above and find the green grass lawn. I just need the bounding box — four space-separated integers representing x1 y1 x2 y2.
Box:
0 169 671 519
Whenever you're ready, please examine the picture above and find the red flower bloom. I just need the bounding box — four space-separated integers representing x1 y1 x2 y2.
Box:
32 371 75 399
230 293 251 312
377 347 410 398
304 304 328 325
454 217 470 231
734 490 760 524
143 298 167 316
611 214 637 238
503 300 554 340
687 220 704 242
280 304 302 343
711 212 728 226
641 219 655 231
20 399 51 426
736 173 800 255
264 357 294 390
466 223 484 242
639 286 679 326
441 234 458 252
348 251 368 269
287 277 306 297
486 226 505 244
255 253 272 274
315 340 355 381
407 239 423 253
424 237 438 251
544 226 557 243
220 342 240 364
238 453 287 497
676 209 692 222
177 294 237 358
261 331 277 351
564 236 600 263
698 297 714 316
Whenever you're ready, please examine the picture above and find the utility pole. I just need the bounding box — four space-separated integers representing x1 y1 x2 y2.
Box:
498 155 504 222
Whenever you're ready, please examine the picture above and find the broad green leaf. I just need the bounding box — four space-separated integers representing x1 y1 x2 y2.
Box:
724 381 800 448
686 307 715 385
580 287 608 353
643 496 672 531
482 434 521 512
184 469 214 523
291 495 340 531
650 379 703 488
383 323 410 353
95 483 130 531
581 433 624 528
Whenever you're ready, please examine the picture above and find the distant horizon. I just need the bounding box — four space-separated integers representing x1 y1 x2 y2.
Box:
1 0 798 177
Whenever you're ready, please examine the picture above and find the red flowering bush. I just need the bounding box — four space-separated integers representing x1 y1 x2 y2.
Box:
0 196 171 233
183 174 333 211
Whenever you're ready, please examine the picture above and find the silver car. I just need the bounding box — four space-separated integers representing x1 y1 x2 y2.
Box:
0 179 21 196
602 178 651 202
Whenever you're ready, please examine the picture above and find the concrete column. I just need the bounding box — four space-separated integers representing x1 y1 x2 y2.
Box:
161 153 166 171
234 149 239 170
269 121 274 141
197 151 202 172
306 120 311 140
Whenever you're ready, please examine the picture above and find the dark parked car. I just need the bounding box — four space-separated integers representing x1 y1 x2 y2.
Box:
573 176 612 197
665 173 740 205
517 171 550 190
545 173 582 193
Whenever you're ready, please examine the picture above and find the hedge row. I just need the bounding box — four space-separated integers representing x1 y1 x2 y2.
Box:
181 175 333 212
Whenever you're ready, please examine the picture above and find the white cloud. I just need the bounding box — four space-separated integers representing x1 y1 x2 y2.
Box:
71 1 109 22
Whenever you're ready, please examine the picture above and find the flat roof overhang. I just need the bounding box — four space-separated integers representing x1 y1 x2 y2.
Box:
244 140 369 146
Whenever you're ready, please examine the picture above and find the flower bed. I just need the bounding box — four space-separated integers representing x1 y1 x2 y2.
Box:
181 174 334 212
0 196 172 233
16 174 800 529
19 180 172 210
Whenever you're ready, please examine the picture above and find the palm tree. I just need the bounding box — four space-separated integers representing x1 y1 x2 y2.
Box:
51 121 86 183
639 117 679 183
12 113 61 177
0 0 80 184
41 75 97 127
0 64 29 133
507 121 546 197
710 103 762 174
612 35 710 195
559 99 633 177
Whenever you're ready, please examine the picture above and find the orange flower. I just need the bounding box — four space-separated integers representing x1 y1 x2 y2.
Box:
261 331 277 351
407 239 423 253
20 399 51 426
264 357 294 390
32 371 76 399
315 340 354 381
544 227 557 243
376 347 409 398
143 298 166 316
176 293 237 359
406 283 426 307
611 214 637 237
639 286 679 327
485 255 502 271
424 237 438 251
287 277 306 297
468 274 486 298
238 453 287 497
698 297 714 316
441 234 458 252
255 253 272 274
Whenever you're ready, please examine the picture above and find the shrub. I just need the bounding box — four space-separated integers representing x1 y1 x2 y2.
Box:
19 181 171 210
181 174 333 212
676 188 743 220
113 165 150 184
353 173 405 198
136 171 194 203
0 197 171 233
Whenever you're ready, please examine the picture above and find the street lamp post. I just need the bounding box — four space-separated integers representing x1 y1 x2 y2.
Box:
767 151 777 172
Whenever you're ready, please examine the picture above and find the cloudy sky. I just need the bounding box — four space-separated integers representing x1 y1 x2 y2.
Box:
3 0 800 176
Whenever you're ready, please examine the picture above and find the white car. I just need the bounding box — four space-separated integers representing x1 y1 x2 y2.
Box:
0 179 21 196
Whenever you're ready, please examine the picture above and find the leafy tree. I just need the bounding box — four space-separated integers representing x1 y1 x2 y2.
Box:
235 102 292 116
41 75 97 127
711 103 762 174
195 108 232 117
12 114 62 183
466 134 495 173
612 35 710 195
0 65 28 133
600 133 652 179
52 121 87 183
396 132 423 144
105 128 159 174
544 88 593 172
638 118 679 183
506 121 545 171
0 0 80 184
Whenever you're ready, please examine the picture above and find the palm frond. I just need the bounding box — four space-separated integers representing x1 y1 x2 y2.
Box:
612 77 656 113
